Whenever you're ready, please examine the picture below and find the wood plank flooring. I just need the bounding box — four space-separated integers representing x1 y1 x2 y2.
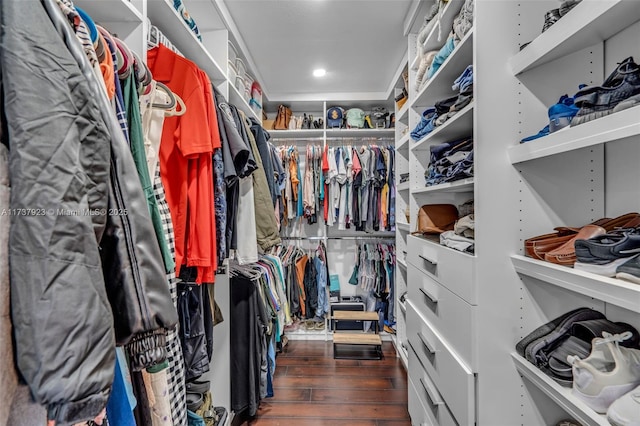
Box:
243 340 411 425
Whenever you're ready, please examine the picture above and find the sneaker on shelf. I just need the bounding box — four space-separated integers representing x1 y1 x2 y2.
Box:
572 57 640 126
607 385 640 426
613 93 640 114
559 0 582 16
574 228 640 265
569 332 640 414
574 256 632 277
542 8 562 32
616 254 640 284
521 88 582 143
384 325 396 334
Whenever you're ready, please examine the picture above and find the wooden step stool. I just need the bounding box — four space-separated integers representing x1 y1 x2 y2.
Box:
331 311 382 360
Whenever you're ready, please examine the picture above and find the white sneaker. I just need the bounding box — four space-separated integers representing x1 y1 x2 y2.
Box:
568 332 640 413
607 385 640 426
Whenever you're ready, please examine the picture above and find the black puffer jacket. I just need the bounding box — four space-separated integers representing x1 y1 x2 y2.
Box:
1 0 178 424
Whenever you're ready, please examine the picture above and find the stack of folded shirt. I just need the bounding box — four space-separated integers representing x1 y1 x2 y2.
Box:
440 214 475 254
424 137 473 186
410 66 474 141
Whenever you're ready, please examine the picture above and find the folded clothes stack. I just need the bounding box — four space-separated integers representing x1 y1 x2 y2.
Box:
411 66 474 142
424 137 473 186
524 212 640 283
440 213 475 254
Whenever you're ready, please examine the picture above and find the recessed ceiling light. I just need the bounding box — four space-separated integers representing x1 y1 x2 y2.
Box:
313 68 326 78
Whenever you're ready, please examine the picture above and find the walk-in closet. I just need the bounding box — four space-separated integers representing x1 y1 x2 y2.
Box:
1 1 639 425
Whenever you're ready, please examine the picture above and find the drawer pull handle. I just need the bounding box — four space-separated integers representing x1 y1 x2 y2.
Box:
419 287 438 304
418 254 437 267
418 332 436 355
420 377 444 406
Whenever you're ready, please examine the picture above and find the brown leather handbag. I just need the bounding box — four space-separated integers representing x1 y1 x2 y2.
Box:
413 204 458 235
273 104 292 130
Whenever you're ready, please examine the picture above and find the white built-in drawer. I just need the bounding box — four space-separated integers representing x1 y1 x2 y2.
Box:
407 301 475 426
408 347 459 426
407 263 476 368
407 235 476 304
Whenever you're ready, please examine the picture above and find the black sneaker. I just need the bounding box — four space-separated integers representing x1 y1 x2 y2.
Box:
575 228 640 265
542 8 562 32
559 0 582 16
572 57 640 126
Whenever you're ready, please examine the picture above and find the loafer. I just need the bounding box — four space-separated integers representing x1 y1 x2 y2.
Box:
545 225 607 266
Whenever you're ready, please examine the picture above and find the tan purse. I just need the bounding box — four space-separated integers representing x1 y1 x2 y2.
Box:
273 104 292 130
413 204 458 235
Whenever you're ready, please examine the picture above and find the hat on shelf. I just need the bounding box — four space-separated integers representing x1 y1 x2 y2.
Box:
326 106 344 128
346 108 365 128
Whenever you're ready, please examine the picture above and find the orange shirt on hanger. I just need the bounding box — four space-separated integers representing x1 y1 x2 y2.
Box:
147 44 217 283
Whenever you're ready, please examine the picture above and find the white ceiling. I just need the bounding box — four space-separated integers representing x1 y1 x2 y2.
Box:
222 0 414 103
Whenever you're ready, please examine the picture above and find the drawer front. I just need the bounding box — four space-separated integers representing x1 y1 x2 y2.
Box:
407 264 476 367
407 301 475 426
408 350 459 426
408 376 436 426
407 235 476 304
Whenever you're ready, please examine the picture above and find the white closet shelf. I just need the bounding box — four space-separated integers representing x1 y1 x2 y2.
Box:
411 102 474 152
508 106 640 164
398 340 409 370
413 29 474 110
74 0 142 23
511 255 640 314
397 133 410 152
325 128 395 138
268 129 325 139
509 0 640 76
422 0 465 53
410 53 420 71
147 0 226 83
512 353 608 426
396 222 411 232
411 178 474 195
228 83 261 122
397 182 410 191
399 300 407 314
397 102 410 124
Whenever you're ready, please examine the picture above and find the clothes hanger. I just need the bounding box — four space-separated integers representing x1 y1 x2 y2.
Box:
164 92 187 117
152 81 176 110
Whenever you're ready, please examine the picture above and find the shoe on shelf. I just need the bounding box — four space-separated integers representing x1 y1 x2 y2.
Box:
520 88 582 143
559 0 582 17
615 254 640 284
384 325 396 334
542 8 562 32
574 228 640 265
521 125 550 143
613 93 640 114
572 57 640 126
607 385 640 426
574 256 631 277
544 224 606 266
569 332 640 414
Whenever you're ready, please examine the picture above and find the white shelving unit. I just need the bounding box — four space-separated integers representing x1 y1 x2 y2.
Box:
411 102 474 152
325 128 395 138
396 133 410 151
397 181 410 192
413 29 474 109
396 102 410 124
411 178 474 195
396 222 410 232
508 106 640 163
512 353 608 426
511 255 640 314
269 129 325 139
509 0 640 75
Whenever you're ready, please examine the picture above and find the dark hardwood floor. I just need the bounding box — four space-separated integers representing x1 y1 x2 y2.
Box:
244 340 411 426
